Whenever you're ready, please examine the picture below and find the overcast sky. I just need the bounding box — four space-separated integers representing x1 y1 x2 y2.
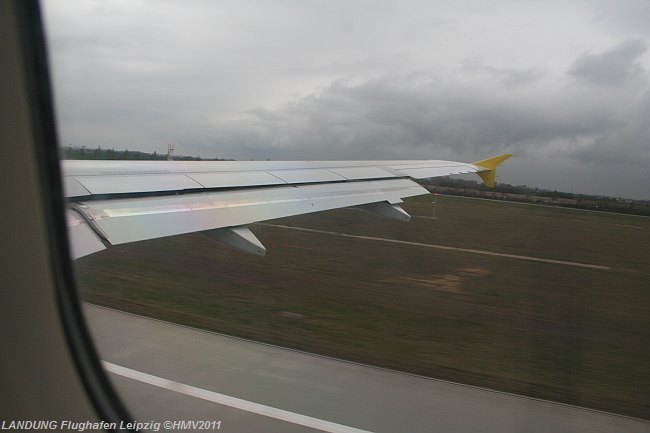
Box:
43 0 650 199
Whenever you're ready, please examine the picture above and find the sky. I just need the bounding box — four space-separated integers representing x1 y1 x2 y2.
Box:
42 0 650 199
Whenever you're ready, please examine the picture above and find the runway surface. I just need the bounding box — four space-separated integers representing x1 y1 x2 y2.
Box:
84 304 650 433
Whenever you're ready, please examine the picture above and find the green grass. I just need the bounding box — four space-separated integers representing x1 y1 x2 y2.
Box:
75 194 650 419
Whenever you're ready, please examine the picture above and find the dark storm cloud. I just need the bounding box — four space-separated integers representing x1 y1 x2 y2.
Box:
569 39 648 85
208 53 647 164
198 41 650 198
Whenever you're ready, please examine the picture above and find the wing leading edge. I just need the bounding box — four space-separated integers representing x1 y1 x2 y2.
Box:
65 154 511 258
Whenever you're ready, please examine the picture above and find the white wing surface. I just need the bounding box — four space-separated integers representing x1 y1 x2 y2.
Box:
64 155 511 258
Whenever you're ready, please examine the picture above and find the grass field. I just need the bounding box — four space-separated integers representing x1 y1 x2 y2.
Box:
75 194 650 419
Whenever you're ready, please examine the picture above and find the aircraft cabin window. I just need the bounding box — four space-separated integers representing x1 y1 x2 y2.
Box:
22 0 650 431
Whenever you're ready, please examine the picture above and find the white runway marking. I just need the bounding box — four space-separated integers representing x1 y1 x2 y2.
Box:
260 224 610 270
613 223 645 229
103 362 372 433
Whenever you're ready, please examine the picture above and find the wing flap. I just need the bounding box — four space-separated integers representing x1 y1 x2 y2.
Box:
73 179 427 248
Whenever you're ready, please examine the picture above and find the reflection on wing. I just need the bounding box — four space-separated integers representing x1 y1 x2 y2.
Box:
64 155 511 258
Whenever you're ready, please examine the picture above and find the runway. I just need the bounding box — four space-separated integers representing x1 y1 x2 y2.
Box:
83 304 650 433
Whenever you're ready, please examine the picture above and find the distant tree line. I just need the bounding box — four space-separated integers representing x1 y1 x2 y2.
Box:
60 145 231 161
420 177 650 217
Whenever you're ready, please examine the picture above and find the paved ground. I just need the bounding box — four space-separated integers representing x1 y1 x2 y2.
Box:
83 304 650 433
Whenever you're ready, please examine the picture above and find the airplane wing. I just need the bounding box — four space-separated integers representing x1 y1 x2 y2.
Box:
64 154 511 259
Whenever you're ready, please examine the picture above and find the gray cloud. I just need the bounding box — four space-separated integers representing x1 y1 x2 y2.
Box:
569 39 648 85
195 50 650 198
43 2 650 199
205 62 646 159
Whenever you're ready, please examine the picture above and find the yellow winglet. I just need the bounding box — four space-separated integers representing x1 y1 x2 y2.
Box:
471 153 512 188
